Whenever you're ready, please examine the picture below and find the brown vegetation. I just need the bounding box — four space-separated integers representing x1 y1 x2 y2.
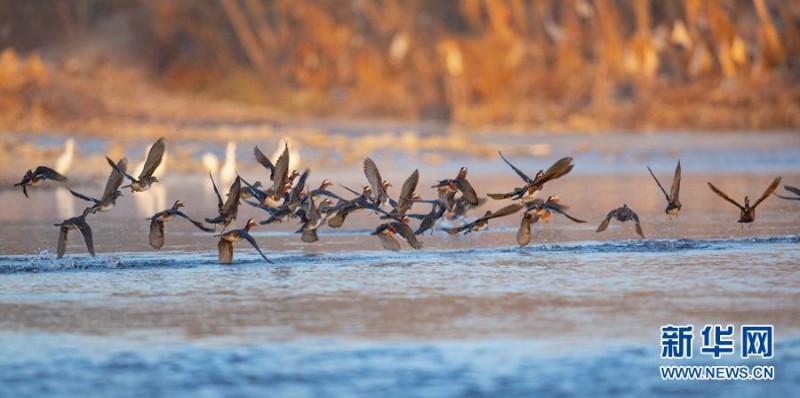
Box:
1 0 799 133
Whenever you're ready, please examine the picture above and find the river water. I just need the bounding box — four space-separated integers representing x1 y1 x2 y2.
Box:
0 131 798 397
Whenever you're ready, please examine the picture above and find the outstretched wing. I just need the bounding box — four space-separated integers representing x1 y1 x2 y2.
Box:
543 204 587 223
107 156 137 182
101 157 127 202
149 218 165 249
784 185 800 196
647 165 670 201
174 211 214 232
242 232 272 263
56 226 69 259
484 203 524 221
208 172 223 210
395 169 419 213
533 157 574 185
222 177 242 215
630 210 645 238
253 145 276 178
498 152 533 184
75 217 95 257
218 239 233 264
363 157 386 203
751 177 781 209
596 209 617 233
270 143 290 193
33 166 68 182
393 222 423 249
456 178 480 206
707 182 744 210
68 188 99 205
517 213 533 247
670 161 681 202
139 137 166 179
376 233 402 251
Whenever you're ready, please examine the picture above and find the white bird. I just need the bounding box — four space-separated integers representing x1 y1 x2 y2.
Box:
54 138 75 175
220 141 237 188
201 151 221 195
271 136 301 173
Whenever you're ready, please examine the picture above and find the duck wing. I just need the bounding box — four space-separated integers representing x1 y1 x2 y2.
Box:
68 188 100 205
630 210 645 238
647 165 671 201
242 232 272 263
363 157 386 204
752 177 781 209
456 177 480 205
533 157 574 186
218 239 233 264
174 211 214 232
376 232 402 251
149 218 165 249
394 169 419 213
222 177 242 216
393 222 422 249
34 166 68 182
484 203 524 221
707 182 744 210
74 217 95 257
542 203 587 223
139 137 165 179
516 213 533 247
498 152 533 184
270 144 290 194
783 185 800 196
253 145 276 178
670 161 681 202
56 225 69 259
101 157 127 202
596 208 619 233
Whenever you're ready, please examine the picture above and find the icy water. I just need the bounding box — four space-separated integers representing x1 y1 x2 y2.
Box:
1 131 799 397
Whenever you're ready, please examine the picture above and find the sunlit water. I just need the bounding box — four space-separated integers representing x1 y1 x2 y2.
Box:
1 131 799 397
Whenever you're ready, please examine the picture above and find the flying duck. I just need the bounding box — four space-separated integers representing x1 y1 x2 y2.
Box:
14 166 68 197
488 154 573 200
596 204 645 238
647 160 682 217
217 218 272 264
708 177 781 225
148 200 214 249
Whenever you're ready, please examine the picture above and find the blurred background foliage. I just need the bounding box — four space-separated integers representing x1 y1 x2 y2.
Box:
1 0 799 132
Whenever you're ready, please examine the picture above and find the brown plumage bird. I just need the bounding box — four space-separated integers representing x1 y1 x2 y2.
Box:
432 167 480 207
516 196 586 246
54 207 95 259
205 174 241 231
217 218 271 264
148 200 213 249
647 161 682 217
708 177 781 225
596 204 645 239
69 157 127 213
14 166 68 197
372 217 423 251
489 154 573 200
110 136 165 192
364 157 390 207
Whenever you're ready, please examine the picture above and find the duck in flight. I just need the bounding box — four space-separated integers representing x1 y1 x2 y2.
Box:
372 216 423 251
205 174 241 231
69 157 127 213
516 196 586 246
148 200 213 249
596 204 645 238
646 161 682 217
217 218 272 264
54 207 95 259
108 136 166 192
14 166 68 197
708 177 781 225
489 153 573 200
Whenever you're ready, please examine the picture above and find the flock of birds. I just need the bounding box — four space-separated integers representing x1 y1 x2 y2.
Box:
12 137 798 264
